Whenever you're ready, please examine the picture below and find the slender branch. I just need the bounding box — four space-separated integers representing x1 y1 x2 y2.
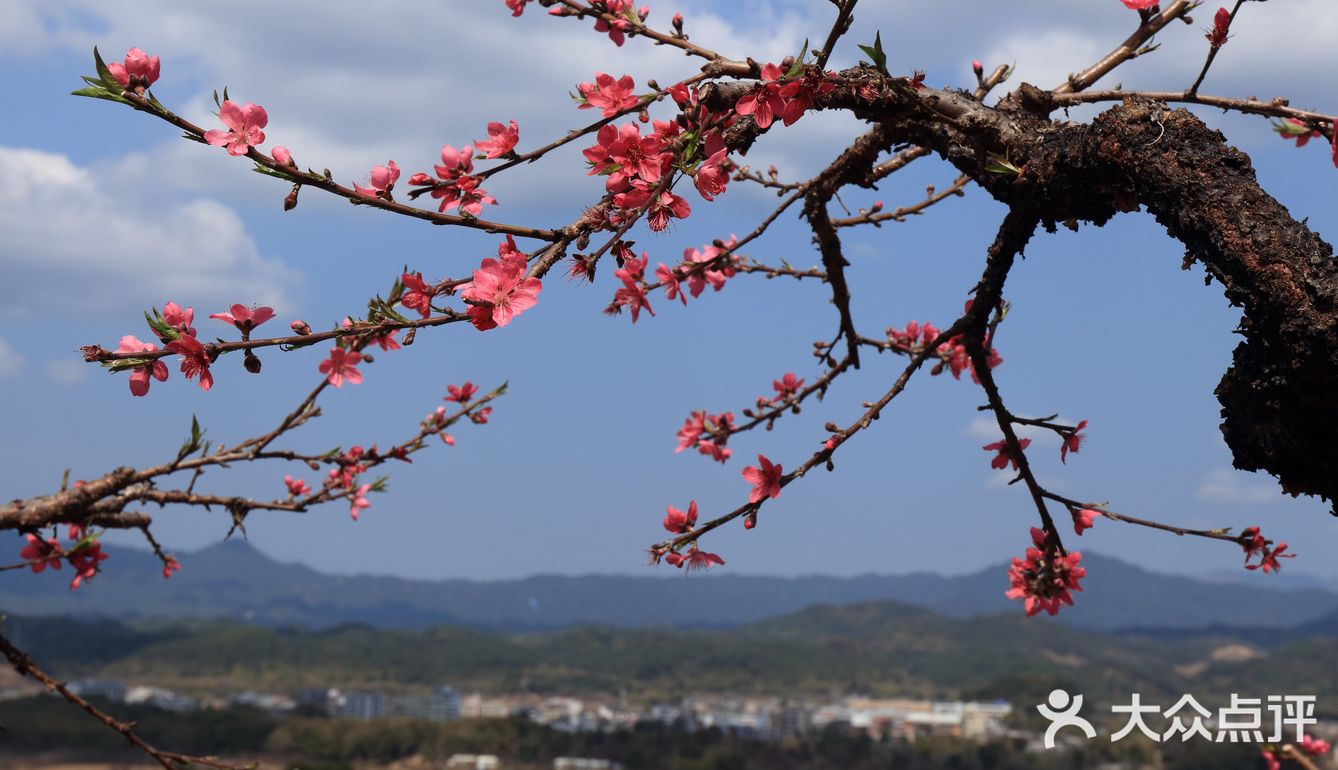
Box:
119 92 560 241
813 0 859 70
831 175 970 227
0 630 241 770
1051 88 1336 127
1053 1 1200 95
1187 0 1244 96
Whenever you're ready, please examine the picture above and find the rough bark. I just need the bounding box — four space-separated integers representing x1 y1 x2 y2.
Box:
709 73 1338 512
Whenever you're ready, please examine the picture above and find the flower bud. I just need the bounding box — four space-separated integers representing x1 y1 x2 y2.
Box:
290 320 312 335
243 350 262 374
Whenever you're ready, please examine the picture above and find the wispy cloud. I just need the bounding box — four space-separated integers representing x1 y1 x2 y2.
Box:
0 338 25 380
1195 468 1279 505
0 147 297 318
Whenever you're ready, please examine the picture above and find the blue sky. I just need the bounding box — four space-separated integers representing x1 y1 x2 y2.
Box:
2 0 1337 585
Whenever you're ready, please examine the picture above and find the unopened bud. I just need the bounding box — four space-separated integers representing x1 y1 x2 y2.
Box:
972 60 984 77
272 146 295 167
638 109 649 123
243 350 262 374
290 320 312 335
283 183 300 211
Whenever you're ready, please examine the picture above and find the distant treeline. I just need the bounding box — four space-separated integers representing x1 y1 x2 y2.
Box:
0 696 1260 770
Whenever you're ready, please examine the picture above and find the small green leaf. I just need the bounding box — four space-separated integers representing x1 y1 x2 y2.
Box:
786 37 809 78
92 46 122 91
857 31 889 76
144 309 181 342
251 162 292 179
985 153 1022 176
70 86 129 104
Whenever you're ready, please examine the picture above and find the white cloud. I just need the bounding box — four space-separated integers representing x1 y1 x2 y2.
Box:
964 415 1047 443
45 359 88 385
0 338 25 380
1195 468 1279 505
0 147 297 317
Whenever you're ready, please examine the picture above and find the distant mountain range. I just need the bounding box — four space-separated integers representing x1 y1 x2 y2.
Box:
3 539 1336 635
4 597 1336 714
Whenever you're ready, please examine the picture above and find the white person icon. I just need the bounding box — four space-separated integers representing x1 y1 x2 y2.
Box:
1037 688 1098 748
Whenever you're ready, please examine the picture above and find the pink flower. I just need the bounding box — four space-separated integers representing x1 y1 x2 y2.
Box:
475 120 519 159
608 282 655 323
369 330 400 351
592 0 638 46
1005 527 1086 617
614 182 691 232
400 272 436 318
162 302 196 337
436 144 474 177
1247 542 1295 573
579 73 639 118
67 542 109 590
1240 525 1267 564
161 556 181 580
470 406 493 424
742 454 783 503
663 500 698 534
209 304 275 334
1262 751 1281 770
779 69 836 126
164 335 213 391
460 242 542 331
665 545 725 572
676 411 705 453
613 251 648 284
446 382 479 403
107 47 160 90
1073 508 1099 536
585 123 668 192
284 474 312 497
682 547 725 572
772 372 804 401
693 149 730 201
1301 736 1332 757
1060 420 1088 463
442 175 497 216
735 63 787 129
410 146 498 215
116 335 169 397
353 160 400 198
656 263 686 305
1120 0 1159 9
1205 7 1231 47
983 437 1030 471
20 534 63 573
504 0 529 15
349 483 371 521
204 100 268 157
272 146 294 166
1275 118 1321 147
319 347 364 387
683 243 736 298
